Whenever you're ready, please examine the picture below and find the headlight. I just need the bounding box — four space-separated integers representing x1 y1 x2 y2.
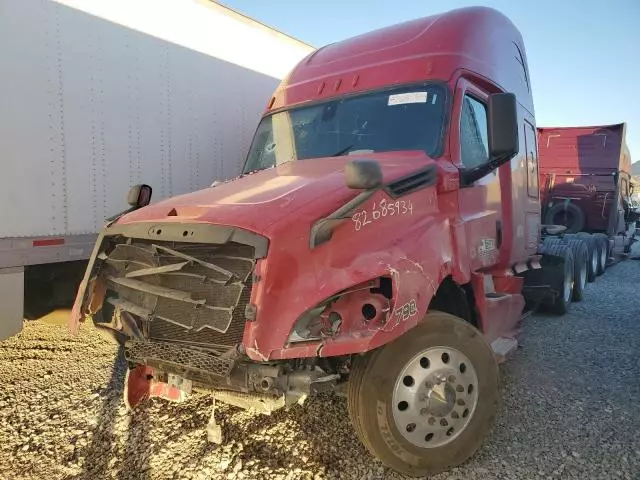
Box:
287 305 342 343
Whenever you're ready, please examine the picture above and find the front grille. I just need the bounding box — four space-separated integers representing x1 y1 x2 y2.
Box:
102 239 255 352
124 340 238 380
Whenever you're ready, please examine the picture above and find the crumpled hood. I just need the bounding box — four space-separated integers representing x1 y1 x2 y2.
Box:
117 153 436 237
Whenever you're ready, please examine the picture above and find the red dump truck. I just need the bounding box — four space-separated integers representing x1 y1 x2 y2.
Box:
538 124 637 274
70 7 591 476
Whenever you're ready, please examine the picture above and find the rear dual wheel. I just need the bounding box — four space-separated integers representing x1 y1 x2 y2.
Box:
542 237 586 304
564 239 588 301
540 240 575 314
565 234 598 282
347 311 499 477
592 233 610 274
576 232 609 275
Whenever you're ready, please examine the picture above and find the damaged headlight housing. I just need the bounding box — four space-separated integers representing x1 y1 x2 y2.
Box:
286 279 389 344
287 305 342 343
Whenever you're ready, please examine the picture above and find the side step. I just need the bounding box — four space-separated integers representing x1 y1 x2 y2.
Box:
490 311 532 363
491 337 518 364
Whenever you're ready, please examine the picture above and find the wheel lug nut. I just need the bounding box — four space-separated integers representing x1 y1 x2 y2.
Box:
440 418 448 427
425 381 433 389
457 399 465 406
428 417 436 425
451 411 459 419
420 408 428 416
448 375 456 383
456 384 464 393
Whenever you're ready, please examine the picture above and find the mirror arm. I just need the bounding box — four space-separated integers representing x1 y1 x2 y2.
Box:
459 153 513 187
105 206 137 225
103 183 153 226
309 189 378 249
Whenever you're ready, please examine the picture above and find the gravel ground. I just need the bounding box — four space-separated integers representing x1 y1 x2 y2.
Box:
1 251 639 480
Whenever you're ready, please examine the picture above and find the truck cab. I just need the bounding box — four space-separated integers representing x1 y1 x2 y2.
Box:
70 7 565 476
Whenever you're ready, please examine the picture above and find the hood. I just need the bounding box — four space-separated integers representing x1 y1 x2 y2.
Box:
117 152 437 237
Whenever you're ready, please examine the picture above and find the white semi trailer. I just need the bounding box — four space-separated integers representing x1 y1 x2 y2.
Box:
0 0 315 340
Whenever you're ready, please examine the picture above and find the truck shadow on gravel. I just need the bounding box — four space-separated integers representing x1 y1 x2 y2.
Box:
70 346 152 480
148 393 371 477
218 394 373 475
65 349 376 479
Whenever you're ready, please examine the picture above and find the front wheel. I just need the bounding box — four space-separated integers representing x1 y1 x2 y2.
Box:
347 311 499 477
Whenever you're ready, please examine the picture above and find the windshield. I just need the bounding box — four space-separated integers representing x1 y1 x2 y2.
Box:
243 83 446 173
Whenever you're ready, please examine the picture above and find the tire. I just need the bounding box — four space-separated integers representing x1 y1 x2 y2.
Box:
574 233 598 282
542 236 563 249
592 233 610 274
564 239 588 301
544 202 586 233
540 242 574 315
561 235 593 287
347 311 499 477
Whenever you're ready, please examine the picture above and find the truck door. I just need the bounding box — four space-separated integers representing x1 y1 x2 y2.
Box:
450 79 504 270
518 120 541 259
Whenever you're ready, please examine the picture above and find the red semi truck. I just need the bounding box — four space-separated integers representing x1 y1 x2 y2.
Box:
538 124 637 275
70 7 589 476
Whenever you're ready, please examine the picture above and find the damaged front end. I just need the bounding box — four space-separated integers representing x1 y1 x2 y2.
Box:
70 221 344 414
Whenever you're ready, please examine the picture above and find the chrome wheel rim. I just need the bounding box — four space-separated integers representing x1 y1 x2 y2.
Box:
579 261 587 290
563 267 573 303
591 249 598 274
392 346 479 448
600 245 607 269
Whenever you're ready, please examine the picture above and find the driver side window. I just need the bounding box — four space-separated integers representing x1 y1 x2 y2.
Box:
460 95 489 169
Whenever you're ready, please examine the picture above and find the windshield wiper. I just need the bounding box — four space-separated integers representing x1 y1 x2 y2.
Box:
330 144 354 157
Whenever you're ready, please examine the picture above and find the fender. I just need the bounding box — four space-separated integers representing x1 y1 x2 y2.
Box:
248 214 455 361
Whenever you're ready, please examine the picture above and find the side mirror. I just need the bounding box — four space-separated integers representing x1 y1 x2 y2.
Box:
127 184 152 208
345 159 382 190
488 93 519 158
460 93 519 186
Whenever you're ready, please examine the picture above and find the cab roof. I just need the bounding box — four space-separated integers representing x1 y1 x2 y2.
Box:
268 7 533 115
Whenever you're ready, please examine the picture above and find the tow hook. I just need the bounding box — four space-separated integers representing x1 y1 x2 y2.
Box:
124 367 190 410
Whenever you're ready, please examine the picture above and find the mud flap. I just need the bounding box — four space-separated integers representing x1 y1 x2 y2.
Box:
123 365 188 410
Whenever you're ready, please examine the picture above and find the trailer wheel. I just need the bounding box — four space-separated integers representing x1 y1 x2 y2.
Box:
564 239 588 301
544 202 586 234
592 233 610 274
347 311 499 477
540 242 574 315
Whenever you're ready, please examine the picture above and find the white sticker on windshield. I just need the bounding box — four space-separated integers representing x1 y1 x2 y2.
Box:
388 92 428 106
